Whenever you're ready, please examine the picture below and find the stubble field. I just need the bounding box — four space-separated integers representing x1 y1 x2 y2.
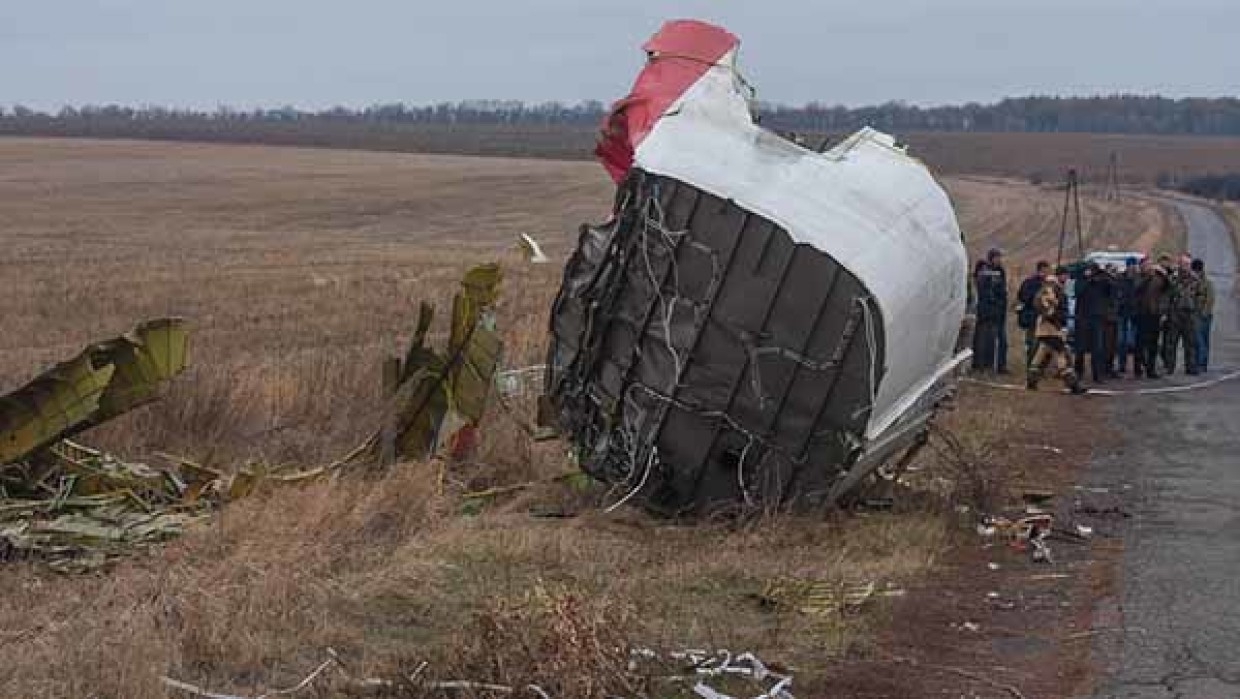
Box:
0 137 1184 697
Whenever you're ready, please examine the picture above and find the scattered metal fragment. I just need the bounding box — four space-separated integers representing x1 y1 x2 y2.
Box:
1031 536 1054 564
665 649 795 699
518 233 550 264
1017 444 1064 455
758 578 905 617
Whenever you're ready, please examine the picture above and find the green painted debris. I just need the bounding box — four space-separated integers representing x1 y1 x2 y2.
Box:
0 318 190 465
379 263 504 461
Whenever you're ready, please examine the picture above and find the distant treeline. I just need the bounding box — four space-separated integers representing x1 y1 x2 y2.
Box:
4 94 1240 137
1179 173 1240 201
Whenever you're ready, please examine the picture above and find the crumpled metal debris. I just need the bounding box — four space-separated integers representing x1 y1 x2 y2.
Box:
1 441 210 572
1 435 380 571
0 318 189 464
675 649 794 699
0 319 195 571
757 578 906 618
977 513 1055 564
374 263 503 461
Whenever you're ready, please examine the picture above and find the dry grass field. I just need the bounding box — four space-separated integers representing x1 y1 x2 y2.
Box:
11 122 1240 186
0 137 1185 697
903 131 1240 186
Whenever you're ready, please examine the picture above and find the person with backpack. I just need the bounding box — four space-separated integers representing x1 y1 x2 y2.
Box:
1027 266 1087 394
1016 260 1050 367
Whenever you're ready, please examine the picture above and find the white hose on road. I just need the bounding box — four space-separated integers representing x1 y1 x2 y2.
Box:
964 367 1240 396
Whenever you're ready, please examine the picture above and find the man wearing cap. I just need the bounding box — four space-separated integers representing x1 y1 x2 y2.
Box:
1028 265 1087 394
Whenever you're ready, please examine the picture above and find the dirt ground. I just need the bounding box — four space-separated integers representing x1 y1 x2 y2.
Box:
822 385 1124 698
0 138 1184 697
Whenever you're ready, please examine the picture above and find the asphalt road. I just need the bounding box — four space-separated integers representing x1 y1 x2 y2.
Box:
1087 200 1240 699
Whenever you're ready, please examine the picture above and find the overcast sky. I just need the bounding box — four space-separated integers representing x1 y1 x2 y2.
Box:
3 0 1237 111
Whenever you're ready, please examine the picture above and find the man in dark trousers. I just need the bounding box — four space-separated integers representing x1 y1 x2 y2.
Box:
972 248 1009 373
1074 263 1111 383
1099 264 1121 379
1134 258 1170 379
1193 258 1215 372
1115 258 1140 375
1016 260 1050 368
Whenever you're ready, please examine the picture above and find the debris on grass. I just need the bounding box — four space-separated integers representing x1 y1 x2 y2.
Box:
518 233 550 264
370 263 504 463
757 578 906 617
0 265 515 571
0 438 361 571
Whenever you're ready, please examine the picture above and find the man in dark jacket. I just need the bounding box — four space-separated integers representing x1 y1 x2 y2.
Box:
1099 265 1121 378
972 248 1009 373
1114 258 1140 374
1073 263 1111 383
1134 258 1170 379
1016 260 1050 368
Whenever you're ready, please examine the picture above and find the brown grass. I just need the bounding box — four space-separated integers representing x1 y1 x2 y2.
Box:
0 138 1184 697
0 459 954 697
13 125 1237 186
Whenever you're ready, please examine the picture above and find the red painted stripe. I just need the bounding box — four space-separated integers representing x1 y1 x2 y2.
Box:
596 20 739 183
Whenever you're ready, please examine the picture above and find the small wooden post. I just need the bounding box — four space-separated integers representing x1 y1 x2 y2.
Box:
379 356 402 466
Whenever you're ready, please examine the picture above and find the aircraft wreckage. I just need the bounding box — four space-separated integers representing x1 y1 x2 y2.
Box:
543 20 970 514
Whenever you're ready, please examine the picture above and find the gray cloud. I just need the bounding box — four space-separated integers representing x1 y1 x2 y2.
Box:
2 0 1236 110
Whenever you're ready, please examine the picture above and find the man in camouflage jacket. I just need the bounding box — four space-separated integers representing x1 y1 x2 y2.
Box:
1161 255 1201 376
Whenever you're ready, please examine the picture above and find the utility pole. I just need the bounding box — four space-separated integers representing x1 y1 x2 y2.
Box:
1058 169 1084 266
1104 151 1122 201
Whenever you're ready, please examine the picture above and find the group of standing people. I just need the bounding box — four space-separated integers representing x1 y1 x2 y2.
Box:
971 247 1216 393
